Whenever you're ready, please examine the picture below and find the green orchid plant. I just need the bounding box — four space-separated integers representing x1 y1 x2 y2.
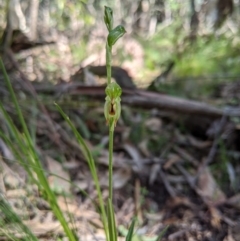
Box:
104 6 126 203
103 7 167 241
104 7 137 241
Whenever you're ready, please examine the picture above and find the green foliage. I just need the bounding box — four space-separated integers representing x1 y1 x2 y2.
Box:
175 36 240 77
71 40 88 64
142 22 240 97
167 0 182 11
125 219 136 241
104 6 113 31
50 0 93 31
107 25 126 46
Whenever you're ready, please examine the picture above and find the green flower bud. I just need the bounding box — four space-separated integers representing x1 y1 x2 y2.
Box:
107 25 126 47
104 6 113 31
105 81 122 99
104 82 122 127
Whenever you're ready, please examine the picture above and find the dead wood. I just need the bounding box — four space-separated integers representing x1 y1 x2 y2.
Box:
58 84 226 118
29 81 240 118
88 65 136 89
31 82 225 118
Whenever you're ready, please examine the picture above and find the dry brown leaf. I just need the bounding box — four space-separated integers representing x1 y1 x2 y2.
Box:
46 156 71 193
4 173 21 189
197 168 226 203
209 206 221 229
97 150 129 168
223 234 236 241
88 218 104 229
113 168 132 189
117 198 135 224
100 168 131 189
145 117 162 132
138 139 151 157
173 146 199 166
0 139 14 162
24 219 62 236
0 157 23 186
62 159 80 170
163 153 181 170
226 162 236 188
226 194 240 210
232 223 240 241
149 163 161 184
167 196 195 209
187 135 212 149
145 212 164 222
122 143 143 171
6 189 27 198
57 196 100 220
72 180 88 192
135 178 143 224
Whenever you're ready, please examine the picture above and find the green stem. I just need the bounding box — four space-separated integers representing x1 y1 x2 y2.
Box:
106 43 112 85
106 38 114 202
108 122 114 201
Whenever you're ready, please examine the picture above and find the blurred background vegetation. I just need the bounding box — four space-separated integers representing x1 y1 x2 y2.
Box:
0 0 239 98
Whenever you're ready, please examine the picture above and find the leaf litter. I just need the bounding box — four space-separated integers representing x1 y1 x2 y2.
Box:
0 42 240 241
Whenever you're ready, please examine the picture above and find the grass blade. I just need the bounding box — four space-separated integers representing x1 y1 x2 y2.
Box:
125 218 136 241
0 57 77 241
155 225 168 241
55 103 109 241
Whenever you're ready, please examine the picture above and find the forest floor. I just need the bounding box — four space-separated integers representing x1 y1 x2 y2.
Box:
0 36 240 241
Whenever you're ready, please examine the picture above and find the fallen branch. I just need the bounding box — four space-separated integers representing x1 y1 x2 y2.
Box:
68 86 224 118
28 83 240 118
